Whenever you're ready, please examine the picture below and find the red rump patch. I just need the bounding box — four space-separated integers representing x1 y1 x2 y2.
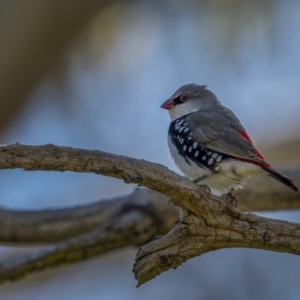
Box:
239 130 264 159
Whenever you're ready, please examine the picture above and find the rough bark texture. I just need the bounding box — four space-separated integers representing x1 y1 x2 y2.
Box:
0 143 299 285
0 188 177 244
0 208 154 283
134 204 300 286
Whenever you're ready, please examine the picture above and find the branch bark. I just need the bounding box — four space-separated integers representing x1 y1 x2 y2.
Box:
0 143 299 212
0 207 153 283
134 206 300 286
0 188 177 244
0 143 299 285
0 174 298 245
0 188 178 283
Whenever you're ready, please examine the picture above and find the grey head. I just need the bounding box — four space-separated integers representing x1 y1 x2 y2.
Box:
161 84 221 121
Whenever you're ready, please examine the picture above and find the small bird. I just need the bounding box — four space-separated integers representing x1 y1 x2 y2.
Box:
161 84 298 196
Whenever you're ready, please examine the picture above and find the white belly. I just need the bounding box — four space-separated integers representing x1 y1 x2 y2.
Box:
168 136 265 196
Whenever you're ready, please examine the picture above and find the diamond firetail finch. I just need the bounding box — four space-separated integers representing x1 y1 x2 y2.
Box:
161 84 298 196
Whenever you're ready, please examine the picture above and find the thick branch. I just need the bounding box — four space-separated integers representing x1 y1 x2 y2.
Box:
0 143 299 285
134 208 300 286
0 144 299 214
0 207 154 283
0 175 298 244
0 189 177 244
0 180 298 245
0 143 212 216
0 188 178 283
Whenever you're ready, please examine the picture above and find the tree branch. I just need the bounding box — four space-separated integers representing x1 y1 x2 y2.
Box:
0 207 153 283
134 207 300 286
0 174 298 245
0 189 177 244
0 188 178 283
0 143 299 285
0 143 201 211
0 143 299 212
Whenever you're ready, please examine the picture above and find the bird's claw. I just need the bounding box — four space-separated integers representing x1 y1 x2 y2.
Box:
199 184 211 195
193 177 211 195
226 188 238 208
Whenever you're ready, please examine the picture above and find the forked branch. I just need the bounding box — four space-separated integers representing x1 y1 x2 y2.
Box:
0 143 299 285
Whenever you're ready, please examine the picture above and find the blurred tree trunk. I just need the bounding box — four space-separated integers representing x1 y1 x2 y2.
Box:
0 0 113 132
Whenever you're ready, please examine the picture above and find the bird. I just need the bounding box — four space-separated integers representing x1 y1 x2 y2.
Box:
161 83 298 196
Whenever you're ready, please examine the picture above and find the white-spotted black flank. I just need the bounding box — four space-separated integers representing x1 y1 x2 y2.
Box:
169 117 231 172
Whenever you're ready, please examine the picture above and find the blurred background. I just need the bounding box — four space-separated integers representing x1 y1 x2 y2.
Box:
0 0 300 299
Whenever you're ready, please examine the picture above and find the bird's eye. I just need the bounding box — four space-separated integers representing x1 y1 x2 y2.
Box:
180 95 188 102
173 94 188 105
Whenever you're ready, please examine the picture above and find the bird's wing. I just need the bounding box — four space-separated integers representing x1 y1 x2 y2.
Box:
184 109 298 192
184 108 264 164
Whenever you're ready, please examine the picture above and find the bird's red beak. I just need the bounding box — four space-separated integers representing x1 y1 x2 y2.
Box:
160 98 174 110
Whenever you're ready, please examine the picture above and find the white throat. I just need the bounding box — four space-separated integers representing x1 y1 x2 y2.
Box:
169 103 199 121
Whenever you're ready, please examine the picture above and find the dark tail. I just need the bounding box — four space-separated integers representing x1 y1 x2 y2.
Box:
262 165 298 192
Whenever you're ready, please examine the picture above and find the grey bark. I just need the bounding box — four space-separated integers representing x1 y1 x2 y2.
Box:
0 143 299 285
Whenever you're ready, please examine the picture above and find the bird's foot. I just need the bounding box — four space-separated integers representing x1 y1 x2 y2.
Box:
199 184 211 195
197 184 224 207
226 188 238 208
193 177 211 195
